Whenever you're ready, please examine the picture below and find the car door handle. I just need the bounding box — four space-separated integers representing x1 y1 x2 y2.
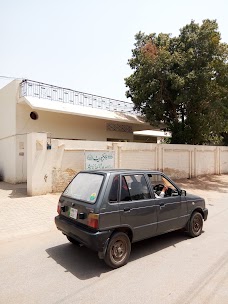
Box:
123 207 131 212
160 202 165 208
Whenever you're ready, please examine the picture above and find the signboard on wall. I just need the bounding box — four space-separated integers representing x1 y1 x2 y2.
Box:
85 151 115 170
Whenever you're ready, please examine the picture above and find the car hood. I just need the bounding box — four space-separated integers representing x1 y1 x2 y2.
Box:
186 193 204 201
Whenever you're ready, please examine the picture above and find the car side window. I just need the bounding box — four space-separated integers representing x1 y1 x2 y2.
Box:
147 174 179 198
109 175 119 202
120 176 131 201
139 175 151 199
121 174 151 201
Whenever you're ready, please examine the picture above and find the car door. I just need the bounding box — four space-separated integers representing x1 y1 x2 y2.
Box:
147 173 187 234
118 174 158 242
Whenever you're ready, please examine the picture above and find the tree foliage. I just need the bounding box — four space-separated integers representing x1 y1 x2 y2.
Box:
125 20 228 145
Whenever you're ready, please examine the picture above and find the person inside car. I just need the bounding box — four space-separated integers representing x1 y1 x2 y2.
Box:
154 185 168 198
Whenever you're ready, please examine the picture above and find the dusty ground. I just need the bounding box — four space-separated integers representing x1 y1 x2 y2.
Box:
175 174 228 200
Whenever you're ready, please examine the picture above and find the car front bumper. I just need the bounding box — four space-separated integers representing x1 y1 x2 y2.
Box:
203 208 208 221
55 215 112 253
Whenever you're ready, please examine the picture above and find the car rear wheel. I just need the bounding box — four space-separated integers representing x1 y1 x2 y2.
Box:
66 236 81 246
104 232 131 269
187 212 203 237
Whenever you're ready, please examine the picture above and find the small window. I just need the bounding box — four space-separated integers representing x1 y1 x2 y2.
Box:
30 111 39 120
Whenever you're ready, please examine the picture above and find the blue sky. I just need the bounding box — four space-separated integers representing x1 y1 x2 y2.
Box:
0 0 227 101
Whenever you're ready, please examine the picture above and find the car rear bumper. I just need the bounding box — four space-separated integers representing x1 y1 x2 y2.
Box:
55 215 112 253
203 208 208 221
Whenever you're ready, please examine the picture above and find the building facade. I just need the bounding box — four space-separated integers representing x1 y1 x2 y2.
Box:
0 79 168 184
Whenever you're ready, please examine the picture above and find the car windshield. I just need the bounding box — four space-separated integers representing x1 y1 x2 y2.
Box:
63 173 104 203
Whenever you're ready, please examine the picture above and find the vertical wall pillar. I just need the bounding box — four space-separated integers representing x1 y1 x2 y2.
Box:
194 148 197 177
189 150 192 178
156 144 161 171
161 146 164 172
190 150 194 178
155 146 158 171
218 147 221 174
215 147 221 175
27 132 52 196
112 143 120 169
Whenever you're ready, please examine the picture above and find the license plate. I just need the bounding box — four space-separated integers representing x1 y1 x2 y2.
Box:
69 208 78 219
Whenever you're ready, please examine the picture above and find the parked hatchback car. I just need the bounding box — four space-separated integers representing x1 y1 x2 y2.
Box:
55 169 208 268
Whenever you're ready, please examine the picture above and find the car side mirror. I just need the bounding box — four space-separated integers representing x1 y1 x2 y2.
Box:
180 189 186 196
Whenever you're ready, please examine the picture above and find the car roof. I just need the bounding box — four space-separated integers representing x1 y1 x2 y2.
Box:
80 169 163 175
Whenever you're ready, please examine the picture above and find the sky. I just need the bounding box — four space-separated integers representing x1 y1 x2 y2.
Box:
0 0 228 101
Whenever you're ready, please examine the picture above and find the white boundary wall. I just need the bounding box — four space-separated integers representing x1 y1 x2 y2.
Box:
27 133 228 195
0 134 27 183
0 136 17 183
119 144 227 177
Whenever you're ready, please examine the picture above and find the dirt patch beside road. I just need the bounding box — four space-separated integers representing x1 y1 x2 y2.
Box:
175 174 228 193
174 174 228 202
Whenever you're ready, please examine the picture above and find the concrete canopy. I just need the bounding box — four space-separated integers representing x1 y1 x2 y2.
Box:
133 130 172 138
18 96 148 125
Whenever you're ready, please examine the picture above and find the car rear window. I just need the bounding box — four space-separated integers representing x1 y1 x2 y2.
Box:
63 173 104 203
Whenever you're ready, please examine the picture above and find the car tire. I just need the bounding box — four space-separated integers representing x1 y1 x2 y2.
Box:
104 232 131 269
187 212 203 237
66 236 81 246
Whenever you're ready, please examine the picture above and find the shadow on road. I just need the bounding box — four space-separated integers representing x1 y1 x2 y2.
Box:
0 182 28 198
46 230 189 280
175 174 228 193
46 241 108 279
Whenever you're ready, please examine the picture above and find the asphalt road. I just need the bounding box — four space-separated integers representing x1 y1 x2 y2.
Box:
0 176 228 304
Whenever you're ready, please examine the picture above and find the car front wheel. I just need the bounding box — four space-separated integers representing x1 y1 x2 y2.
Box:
104 232 131 268
187 212 203 237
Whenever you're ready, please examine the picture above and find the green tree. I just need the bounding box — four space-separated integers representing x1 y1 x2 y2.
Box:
125 20 228 144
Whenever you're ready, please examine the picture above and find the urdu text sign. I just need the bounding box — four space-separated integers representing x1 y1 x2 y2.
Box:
85 151 115 170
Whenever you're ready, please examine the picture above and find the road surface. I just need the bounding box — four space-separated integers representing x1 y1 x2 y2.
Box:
0 175 228 304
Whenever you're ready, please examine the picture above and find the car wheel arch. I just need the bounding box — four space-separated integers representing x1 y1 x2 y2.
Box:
110 227 133 243
191 207 204 219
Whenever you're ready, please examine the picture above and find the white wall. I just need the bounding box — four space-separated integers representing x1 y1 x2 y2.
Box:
26 133 228 195
0 134 27 184
0 137 17 183
50 140 115 192
0 79 156 185
0 80 21 183
220 147 228 173
27 135 112 195
27 133 52 196
0 80 19 138
16 134 27 182
120 144 157 170
16 103 135 141
120 143 228 178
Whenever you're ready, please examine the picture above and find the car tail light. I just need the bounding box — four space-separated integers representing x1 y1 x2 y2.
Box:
57 202 61 214
88 213 99 229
